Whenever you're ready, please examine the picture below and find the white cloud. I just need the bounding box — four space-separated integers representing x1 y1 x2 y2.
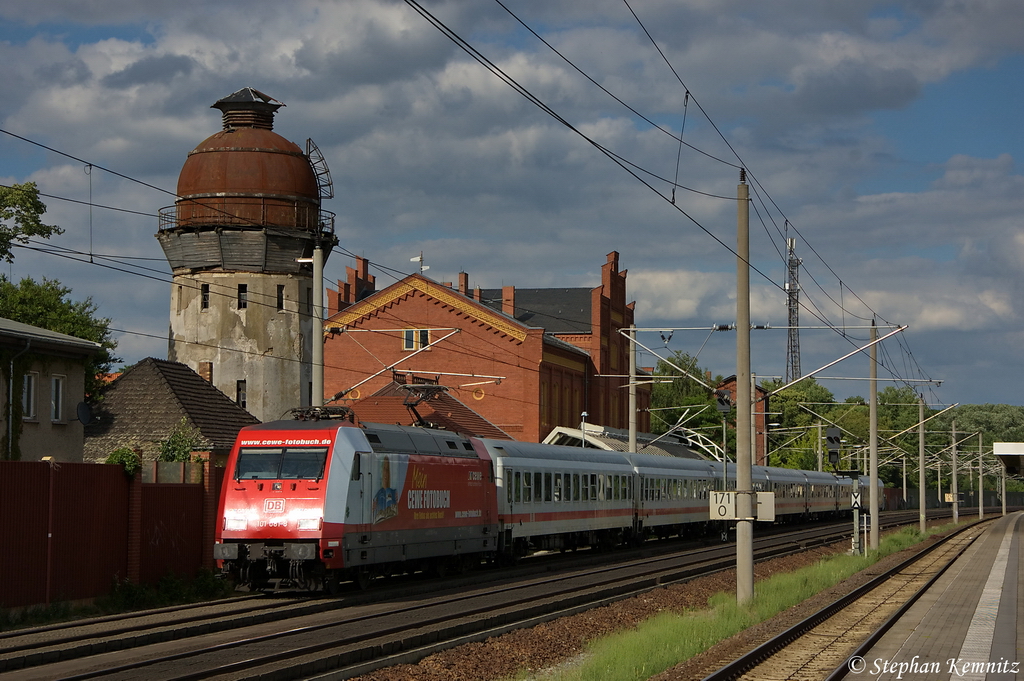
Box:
3 0 1024 403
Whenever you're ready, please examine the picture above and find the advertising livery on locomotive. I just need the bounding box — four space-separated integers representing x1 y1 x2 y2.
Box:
213 419 869 591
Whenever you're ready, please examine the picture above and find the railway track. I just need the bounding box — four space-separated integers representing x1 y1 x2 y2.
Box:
699 518 987 681
0 511 952 681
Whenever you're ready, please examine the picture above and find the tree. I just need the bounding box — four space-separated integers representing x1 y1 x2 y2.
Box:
0 275 120 400
759 377 836 430
649 350 721 436
0 182 63 262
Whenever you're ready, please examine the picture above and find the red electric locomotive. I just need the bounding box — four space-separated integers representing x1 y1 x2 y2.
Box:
214 419 499 590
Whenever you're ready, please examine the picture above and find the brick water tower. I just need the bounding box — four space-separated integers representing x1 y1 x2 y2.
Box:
157 87 337 422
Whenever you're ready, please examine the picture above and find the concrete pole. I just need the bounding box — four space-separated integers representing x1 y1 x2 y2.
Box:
1001 464 1006 516
817 421 823 472
735 174 753 605
312 243 325 407
978 432 983 520
952 420 959 524
918 397 926 534
869 320 879 550
628 325 637 453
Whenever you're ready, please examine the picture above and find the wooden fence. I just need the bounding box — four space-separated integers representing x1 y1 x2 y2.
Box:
0 460 223 610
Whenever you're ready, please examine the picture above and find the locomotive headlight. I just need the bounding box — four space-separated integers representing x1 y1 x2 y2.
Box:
224 517 247 531
297 517 322 531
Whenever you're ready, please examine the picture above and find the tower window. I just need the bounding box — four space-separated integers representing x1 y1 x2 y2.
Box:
238 284 248 309
276 284 285 311
403 329 430 350
236 380 247 409
201 284 210 310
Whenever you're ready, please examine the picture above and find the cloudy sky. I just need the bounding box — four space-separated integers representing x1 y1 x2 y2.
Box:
1 0 1022 407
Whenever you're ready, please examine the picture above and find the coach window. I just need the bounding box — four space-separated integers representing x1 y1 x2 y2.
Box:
581 475 589 501
605 475 613 501
544 472 553 502
572 473 580 501
553 473 562 502
513 471 521 503
522 471 532 502
534 471 543 503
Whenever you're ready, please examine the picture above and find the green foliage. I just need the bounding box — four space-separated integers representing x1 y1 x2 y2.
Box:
0 182 63 263
649 350 722 436
0 275 120 401
105 446 141 476
760 377 835 430
97 570 234 613
159 417 203 462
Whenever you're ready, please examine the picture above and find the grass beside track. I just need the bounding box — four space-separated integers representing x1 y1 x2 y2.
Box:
519 523 959 681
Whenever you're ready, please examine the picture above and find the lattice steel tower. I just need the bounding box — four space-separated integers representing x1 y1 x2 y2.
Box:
785 238 802 382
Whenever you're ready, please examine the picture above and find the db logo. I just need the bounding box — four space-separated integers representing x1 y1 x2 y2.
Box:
264 499 286 513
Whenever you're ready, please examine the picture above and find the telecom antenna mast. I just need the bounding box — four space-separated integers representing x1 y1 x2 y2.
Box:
785 238 802 383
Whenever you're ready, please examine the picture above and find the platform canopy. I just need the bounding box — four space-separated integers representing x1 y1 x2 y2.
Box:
993 442 1024 477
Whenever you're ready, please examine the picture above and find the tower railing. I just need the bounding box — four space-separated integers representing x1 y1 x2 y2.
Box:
158 200 335 234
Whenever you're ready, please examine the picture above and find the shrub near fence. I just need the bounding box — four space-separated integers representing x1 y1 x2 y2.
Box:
0 460 222 610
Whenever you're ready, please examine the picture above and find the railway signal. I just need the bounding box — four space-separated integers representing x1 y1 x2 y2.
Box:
826 427 841 465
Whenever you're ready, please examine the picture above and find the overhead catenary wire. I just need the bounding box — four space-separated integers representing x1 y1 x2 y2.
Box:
1 7 935 397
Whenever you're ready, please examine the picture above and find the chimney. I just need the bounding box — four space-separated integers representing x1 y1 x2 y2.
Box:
458 272 469 295
473 287 482 302
502 285 516 317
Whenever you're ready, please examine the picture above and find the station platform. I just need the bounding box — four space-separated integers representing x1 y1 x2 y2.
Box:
858 511 1022 680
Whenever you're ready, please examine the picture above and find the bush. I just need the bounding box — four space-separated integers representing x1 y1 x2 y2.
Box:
159 417 203 462
105 446 141 476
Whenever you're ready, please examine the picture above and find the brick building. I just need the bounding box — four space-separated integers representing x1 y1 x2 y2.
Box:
322 252 649 442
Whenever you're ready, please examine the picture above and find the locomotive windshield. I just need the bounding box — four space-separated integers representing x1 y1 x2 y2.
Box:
234 447 329 480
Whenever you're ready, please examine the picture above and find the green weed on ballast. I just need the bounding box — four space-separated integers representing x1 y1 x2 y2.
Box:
0 569 236 632
524 525 952 681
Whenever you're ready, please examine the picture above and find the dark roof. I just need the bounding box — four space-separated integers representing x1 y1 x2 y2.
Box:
352 382 513 440
478 288 592 333
0 317 102 357
84 357 259 461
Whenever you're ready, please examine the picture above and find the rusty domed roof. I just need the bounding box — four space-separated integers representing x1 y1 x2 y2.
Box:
177 126 319 203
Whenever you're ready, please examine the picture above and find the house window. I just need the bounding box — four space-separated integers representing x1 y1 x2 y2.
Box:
236 380 247 409
237 284 248 310
22 372 37 419
201 283 210 310
402 329 430 350
51 375 65 422
176 285 183 314
276 284 285 311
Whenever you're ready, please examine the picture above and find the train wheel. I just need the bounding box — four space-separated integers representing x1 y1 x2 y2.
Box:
325 572 342 596
354 568 372 590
